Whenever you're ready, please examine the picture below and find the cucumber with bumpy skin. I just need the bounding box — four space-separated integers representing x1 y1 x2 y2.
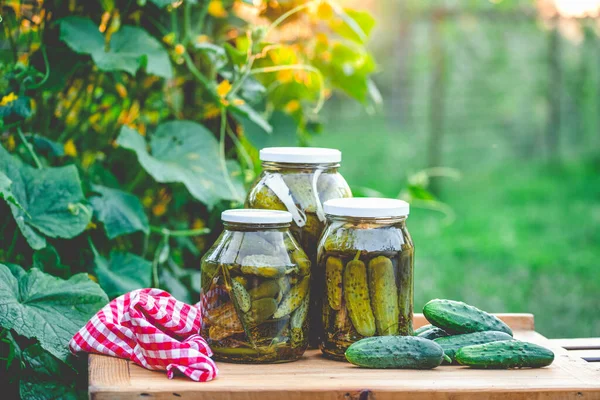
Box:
434 331 514 363
423 299 513 336
417 327 449 340
344 252 376 337
413 324 433 336
368 256 399 335
456 340 554 369
273 276 309 318
345 336 444 369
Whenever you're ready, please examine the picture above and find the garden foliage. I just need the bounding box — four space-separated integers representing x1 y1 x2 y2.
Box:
0 0 378 397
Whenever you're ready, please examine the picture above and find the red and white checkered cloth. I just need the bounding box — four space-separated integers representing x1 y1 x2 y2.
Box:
69 288 218 382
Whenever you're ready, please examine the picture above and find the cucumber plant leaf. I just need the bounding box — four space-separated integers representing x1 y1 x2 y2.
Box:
0 263 108 362
116 121 245 208
19 377 80 400
58 17 173 79
89 184 149 239
0 146 92 250
93 251 152 299
32 246 70 279
0 170 25 212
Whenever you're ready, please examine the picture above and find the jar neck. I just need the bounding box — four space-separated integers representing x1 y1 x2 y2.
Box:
326 215 408 225
261 161 340 173
223 221 291 231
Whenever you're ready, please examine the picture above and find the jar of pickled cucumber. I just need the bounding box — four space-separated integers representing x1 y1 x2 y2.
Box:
245 147 352 347
317 198 414 360
200 209 311 363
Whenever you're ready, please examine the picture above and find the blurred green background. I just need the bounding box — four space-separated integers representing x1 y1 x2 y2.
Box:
312 0 600 338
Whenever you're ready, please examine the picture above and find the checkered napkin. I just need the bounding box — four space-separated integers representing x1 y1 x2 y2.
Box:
69 288 218 382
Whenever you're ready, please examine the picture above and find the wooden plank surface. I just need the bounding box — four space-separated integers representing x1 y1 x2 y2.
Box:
89 314 600 400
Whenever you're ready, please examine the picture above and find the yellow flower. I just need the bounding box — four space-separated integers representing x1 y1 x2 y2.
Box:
0 92 18 106
208 0 228 18
285 100 300 113
115 83 128 98
277 69 293 83
6 135 16 151
196 35 210 44
232 98 245 106
203 103 221 119
152 203 167 217
175 44 186 55
217 80 232 98
86 221 97 230
64 139 78 157
163 32 176 45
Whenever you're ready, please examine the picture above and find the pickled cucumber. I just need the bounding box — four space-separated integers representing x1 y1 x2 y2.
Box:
231 280 251 312
205 302 243 331
291 292 310 329
344 252 376 337
249 280 280 300
326 256 344 311
241 255 289 278
273 276 310 318
245 298 278 325
368 256 399 335
291 249 311 276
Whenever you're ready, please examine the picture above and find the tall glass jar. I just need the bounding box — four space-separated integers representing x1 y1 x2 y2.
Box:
317 198 414 360
200 210 310 363
245 147 352 347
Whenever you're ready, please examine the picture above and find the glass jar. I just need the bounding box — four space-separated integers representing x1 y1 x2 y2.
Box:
317 198 414 360
245 147 352 347
200 209 310 363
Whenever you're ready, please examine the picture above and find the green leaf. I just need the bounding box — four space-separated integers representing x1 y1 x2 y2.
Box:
238 110 297 149
22 344 65 378
330 9 376 44
326 42 376 102
32 246 70 279
0 146 92 250
230 102 272 133
19 377 79 400
58 17 173 79
89 184 149 239
0 263 108 362
94 251 152 299
195 43 228 71
29 135 65 158
0 170 25 212
224 42 247 67
116 122 244 208
0 96 33 121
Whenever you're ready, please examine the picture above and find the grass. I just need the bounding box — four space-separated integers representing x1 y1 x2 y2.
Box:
311 113 600 338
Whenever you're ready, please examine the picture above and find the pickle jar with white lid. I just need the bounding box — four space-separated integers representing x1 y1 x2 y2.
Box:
317 198 414 360
245 147 352 347
200 209 310 363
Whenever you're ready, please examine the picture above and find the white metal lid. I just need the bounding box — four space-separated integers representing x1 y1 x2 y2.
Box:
259 147 342 164
323 198 410 218
221 209 293 224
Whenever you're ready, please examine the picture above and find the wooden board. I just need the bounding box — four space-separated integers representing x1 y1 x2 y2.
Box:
88 314 600 400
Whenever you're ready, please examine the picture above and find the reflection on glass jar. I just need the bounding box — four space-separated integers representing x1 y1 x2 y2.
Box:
200 209 310 363
245 147 352 347
317 198 414 361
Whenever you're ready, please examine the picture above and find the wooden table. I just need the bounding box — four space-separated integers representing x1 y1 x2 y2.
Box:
88 314 600 399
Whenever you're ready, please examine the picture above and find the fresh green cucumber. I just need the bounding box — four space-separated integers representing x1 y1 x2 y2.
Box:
417 327 449 340
456 340 554 369
434 331 514 363
345 336 444 369
423 299 513 336
413 324 434 336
